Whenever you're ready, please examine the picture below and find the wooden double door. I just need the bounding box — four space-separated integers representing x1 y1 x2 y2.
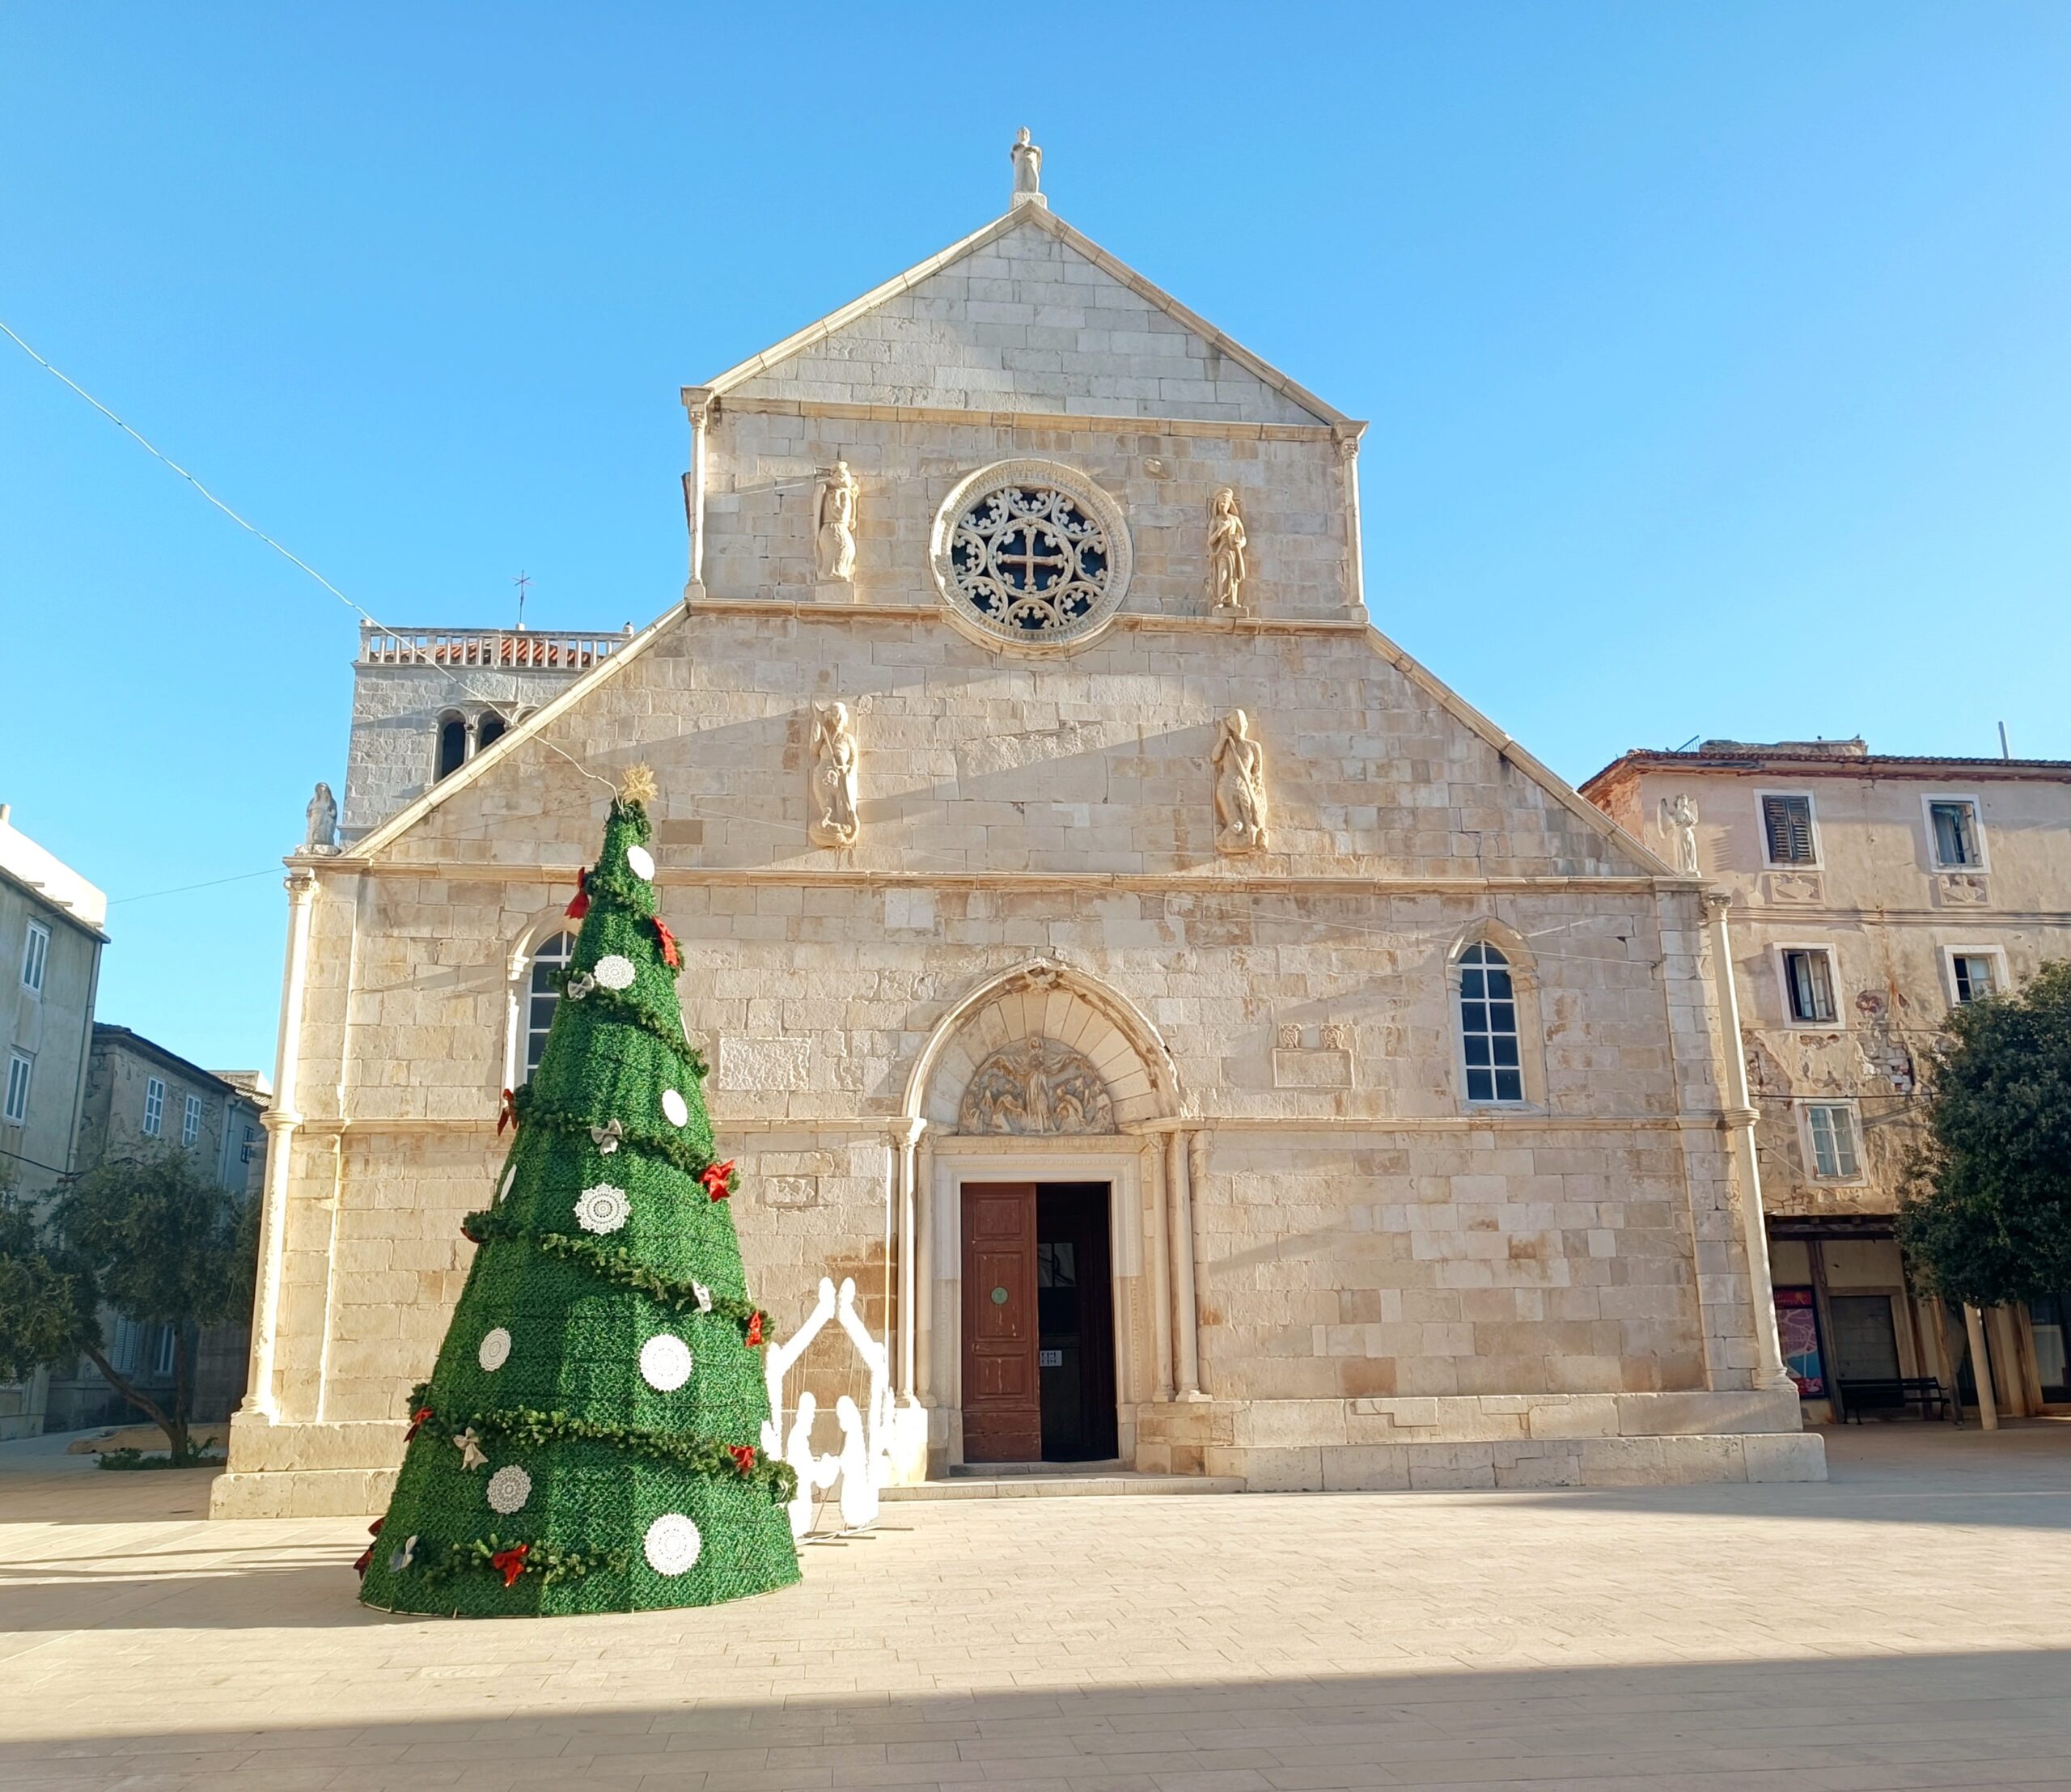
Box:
960 1181 1117 1464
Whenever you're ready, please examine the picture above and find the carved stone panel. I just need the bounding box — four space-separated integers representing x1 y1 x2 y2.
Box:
956 1036 1116 1135
1934 873 1991 907
1764 871 1824 905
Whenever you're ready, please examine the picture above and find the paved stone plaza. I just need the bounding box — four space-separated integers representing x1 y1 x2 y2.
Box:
2 1424 2068 1790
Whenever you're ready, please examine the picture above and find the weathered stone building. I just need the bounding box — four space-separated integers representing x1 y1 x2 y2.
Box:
216 146 1821 1519
1584 739 2071 1424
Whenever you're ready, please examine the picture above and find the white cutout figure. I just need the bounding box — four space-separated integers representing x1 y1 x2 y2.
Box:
781 1391 841 1541
833 1394 877 1530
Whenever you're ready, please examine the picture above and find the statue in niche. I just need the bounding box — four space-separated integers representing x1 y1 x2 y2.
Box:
1661 793 1700 875
959 1036 1116 1135
815 461 858 583
303 782 338 854
1009 128 1043 203
1212 710 1269 854
1208 487 1248 613
808 701 860 848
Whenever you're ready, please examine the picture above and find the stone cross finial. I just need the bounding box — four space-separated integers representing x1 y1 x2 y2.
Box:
1010 128 1045 208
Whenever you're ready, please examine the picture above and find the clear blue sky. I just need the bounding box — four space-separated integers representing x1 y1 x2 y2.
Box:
4 4 2068 1071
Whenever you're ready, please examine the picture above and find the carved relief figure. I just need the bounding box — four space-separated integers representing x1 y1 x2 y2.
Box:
1009 127 1043 201
1662 793 1700 875
304 782 338 854
815 461 858 583
1212 710 1269 853
958 1036 1116 1135
1208 487 1248 613
808 701 860 847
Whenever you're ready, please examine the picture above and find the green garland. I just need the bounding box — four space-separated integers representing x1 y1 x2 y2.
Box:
463 1208 761 1329
509 1092 715 1179
409 1396 798 1506
534 981 709 1076
412 1532 630 1590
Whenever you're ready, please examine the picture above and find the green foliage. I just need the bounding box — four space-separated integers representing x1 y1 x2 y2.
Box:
1899 960 2071 1308
54 1145 255 1332
0 1194 97 1381
0 1146 254 1459
95 1445 226 1471
360 790 799 1618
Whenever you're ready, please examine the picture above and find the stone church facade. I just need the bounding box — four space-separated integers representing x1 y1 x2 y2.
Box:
215 148 1820 1519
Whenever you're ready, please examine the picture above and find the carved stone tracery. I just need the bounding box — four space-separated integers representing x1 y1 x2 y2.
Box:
930 460 1133 650
956 1036 1116 1136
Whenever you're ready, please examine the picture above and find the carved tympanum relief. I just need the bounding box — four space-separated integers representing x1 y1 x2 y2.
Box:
815 462 859 584
807 701 860 848
1212 710 1269 854
929 460 1133 650
956 1036 1116 1135
1208 486 1248 614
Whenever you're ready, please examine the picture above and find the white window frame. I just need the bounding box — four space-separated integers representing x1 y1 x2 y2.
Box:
510 925 579 1086
3 1050 31 1126
21 921 50 995
1773 943 1844 1029
1756 790 1823 870
1800 1100 1865 1183
1942 944 2010 1007
1921 793 1989 872
143 1076 165 1137
151 1326 177 1378
181 1091 202 1148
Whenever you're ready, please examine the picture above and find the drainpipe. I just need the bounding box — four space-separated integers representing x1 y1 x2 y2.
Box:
1702 892 1794 1391
682 388 714 602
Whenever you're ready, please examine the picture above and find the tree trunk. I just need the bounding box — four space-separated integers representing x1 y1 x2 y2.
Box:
171 1325 195 1460
82 1342 184 1459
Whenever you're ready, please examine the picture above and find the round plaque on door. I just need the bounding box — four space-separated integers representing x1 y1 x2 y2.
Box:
991 1286 1009 1305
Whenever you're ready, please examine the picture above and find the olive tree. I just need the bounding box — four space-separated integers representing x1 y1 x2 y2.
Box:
0 1147 255 1462
1899 960 2071 1311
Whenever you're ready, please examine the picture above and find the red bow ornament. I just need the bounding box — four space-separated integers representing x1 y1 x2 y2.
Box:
490 1543 531 1588
498 1089 518 1135
701 1159 735 1202
653 916 680 969
565 868 591 921
745 1311 764 1349
729 1444 757 1478
353 1518 385 1578
405 1405 434 1442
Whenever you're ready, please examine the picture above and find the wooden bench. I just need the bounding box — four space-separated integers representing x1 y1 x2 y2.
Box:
1837 1376 1950 1421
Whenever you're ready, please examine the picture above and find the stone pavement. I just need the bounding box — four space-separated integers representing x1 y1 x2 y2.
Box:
2 1423 2068 1790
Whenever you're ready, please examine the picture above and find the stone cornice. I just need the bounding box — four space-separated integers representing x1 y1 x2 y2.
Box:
680 595 1370 634
301 860 1704 897
298 1111 1706 1138
706 394 1341 444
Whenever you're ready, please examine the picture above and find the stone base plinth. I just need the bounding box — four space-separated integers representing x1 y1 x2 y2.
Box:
1129 1389 1824 1489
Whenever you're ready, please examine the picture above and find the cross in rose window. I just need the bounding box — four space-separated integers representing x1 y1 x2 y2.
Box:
997 523 1068 591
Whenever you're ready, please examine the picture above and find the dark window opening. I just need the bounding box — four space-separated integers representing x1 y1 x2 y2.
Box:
436 715 468 781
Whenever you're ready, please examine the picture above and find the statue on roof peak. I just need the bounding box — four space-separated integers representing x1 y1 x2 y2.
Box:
1010 128 1045 209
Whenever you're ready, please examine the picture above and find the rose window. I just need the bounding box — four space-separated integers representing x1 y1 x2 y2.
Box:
930 460 1132 649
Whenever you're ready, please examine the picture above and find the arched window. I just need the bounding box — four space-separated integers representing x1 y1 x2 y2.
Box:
524 931 576 1074
1458 943 1524 1104
476 710 509 751
435 712 468 781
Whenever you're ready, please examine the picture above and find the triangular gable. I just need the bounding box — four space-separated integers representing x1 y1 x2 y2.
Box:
343 608 684 862
701 207 1346 427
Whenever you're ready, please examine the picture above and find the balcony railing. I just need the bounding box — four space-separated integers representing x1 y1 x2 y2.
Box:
358 625 633 670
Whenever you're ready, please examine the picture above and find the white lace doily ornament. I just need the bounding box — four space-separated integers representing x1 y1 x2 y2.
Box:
574 1183 629 1235
486 1465 532 1515
593 954 636 990
498 1163 517 1204
643 1512 702 1576
625 844 654 881
477 1327 512 1371
639 1333 693 1392
661 1089 688 1128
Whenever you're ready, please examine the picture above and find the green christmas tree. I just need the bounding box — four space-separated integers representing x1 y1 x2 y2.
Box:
358 769 799 1616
